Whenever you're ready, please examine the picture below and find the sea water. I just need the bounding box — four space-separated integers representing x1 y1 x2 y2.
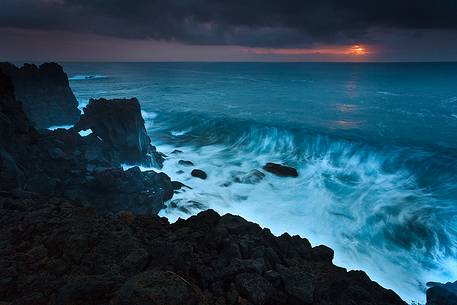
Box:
64 62 457 303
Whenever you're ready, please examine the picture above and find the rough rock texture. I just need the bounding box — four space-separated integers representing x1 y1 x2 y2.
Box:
0 62 80 128
0 196 407 305
427 281 457 305
192 169 208 180
75 97 164 167
0 71 172 214
263 163 298 177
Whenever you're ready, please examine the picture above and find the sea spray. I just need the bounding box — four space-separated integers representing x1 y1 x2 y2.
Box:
65 62 457 303
147 112 457 303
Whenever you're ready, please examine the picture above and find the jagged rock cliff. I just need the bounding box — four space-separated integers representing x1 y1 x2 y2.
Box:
0 70 172 214
0 62 80 128
75 98 164 167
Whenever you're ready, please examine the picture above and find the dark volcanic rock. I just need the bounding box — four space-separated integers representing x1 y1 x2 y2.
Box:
178 160 194 166
85 166 173 214
427 281 457 305
0 198 407 305
0 70 37 190
0 71 173 214
191 169 207 179
0 62 80 128
75 97 163 167
112 270 204 305
263 162 298 177
171 181 191 190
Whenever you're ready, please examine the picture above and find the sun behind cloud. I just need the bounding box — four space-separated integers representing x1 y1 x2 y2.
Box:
348 45 367 55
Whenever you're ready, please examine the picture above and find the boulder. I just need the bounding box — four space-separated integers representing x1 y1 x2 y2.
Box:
191 169 207 180
263 162 298 177
75 97 163 167
235 273 273 305
0 62 80 128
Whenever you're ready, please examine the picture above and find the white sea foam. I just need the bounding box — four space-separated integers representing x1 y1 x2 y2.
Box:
69 74 107 81
148 127 457 304
78 129 93 137
377 91 402 96
141 110 157 129
171 128 192 136
47 125 73 130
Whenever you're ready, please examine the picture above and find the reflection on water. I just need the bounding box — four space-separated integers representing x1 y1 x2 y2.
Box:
330 119 364 129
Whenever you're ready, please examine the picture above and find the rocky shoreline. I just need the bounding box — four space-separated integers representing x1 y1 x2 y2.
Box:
0 62 453 305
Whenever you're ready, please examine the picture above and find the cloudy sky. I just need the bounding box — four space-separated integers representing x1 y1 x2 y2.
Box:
1 0 457 61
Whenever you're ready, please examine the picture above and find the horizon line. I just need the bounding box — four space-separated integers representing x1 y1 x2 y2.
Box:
7 59 457 64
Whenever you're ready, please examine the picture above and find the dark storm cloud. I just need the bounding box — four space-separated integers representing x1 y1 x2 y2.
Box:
1 0 457 47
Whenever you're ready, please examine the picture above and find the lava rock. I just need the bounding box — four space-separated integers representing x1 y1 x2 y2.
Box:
0 200 407 305
0 62 80 128
263 162 298 177
112 270 204 305
191 169 207 180
75 97 163 167
171 181 192 190
427 281 457 305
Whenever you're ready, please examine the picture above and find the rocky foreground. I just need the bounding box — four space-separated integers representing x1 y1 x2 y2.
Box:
0 194 406 305
0 62 452 304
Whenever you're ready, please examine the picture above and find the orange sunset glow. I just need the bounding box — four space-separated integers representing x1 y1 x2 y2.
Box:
244 44 370 57
348 45 367 55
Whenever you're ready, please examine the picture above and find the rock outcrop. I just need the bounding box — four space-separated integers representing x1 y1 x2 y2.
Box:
0 196 407 305
0 71 172 214
75 98 164 167
427 281 457 305
0 62 80 128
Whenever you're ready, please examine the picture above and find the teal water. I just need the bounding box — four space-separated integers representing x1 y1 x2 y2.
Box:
64 62 457 303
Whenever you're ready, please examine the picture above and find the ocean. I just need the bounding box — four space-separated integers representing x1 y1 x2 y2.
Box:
63 62 457 303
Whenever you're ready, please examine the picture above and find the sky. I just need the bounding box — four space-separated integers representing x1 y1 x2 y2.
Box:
1 0 457 62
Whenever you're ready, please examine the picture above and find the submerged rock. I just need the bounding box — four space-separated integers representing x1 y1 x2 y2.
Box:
263 162 298 177
233 169 266 184
191 169 207 179
0 62 80 128
178 160 194 166
75 97 164 167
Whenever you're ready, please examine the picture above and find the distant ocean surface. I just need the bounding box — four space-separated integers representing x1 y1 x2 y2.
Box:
64 62 457 303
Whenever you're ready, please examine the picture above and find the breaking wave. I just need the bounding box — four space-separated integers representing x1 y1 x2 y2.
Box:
69 74 108 81
144 111 457 303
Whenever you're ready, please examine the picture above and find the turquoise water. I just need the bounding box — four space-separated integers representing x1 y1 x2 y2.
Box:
64 62 457 303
